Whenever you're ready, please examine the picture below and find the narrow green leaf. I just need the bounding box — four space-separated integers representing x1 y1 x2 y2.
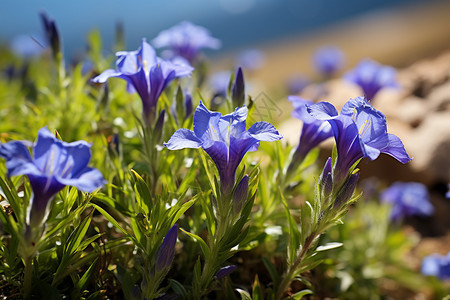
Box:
236 288 252 300
179 227 210 258
199 151 217 197
170 197 196 227
169 279 188 298
290 289 313 299
262 257 280 287
90 203 140 247
131 169 151 214
77 258 98 290
252 275 263 300
65 210 93 256
316 242 343 252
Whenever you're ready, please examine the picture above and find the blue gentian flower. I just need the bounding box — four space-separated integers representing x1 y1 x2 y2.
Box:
307 97 411 184
154 224 178 272
288 96 332 164
421 252 450 280
152 21 221 64
92 39 193 124
313 46 344 77
381 182 433 221
344 59 398 101
164 102 282 193
0 127 105 227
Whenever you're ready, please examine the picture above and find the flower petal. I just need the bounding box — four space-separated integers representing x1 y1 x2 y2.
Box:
0 141 39 177
248 122 283 141
307 102 339 120
164 129 203 150
380 133 412 164
193 102 221 138
91 69 123 83
57 167 105 193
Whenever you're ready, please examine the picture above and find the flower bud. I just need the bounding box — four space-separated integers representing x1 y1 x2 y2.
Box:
333 171 359 209
39 11 61 59
319 157 333 198
231 67 245 107
215 265 237 279
154 109 166 143
154 224 178 272
185 91 193 120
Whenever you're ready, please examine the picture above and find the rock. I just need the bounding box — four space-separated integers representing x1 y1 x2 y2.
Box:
406 112 450 183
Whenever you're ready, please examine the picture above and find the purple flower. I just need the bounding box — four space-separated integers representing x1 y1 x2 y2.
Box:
344 59 398 101
164 102 282 193
381 182 433 221
313 46 344 77
421 252 450 280
288 96 332 166
91 39 193 124
154 224 178 272
307 97 411 184
152 21 221 64
215 265 237 279
0 127 104 226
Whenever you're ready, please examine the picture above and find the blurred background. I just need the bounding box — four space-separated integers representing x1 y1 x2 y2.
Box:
1 0 449 66
1 0 450 219
1 0 450 297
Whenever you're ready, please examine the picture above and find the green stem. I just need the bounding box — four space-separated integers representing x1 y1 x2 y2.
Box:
23 256 33 299
275 233 316 300
194 213 229 299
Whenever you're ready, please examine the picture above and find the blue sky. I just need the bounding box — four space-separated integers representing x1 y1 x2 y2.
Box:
0 0 437 59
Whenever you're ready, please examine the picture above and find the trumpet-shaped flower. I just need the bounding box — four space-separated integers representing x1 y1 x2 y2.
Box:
381 182 433 221
164 102 282 193
344 59 398 101
307 97 411 184
0 127 104 226
152 21 221 63
92 39 193 123
313 46 344 77
421 252 450 280
288 96 332 164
